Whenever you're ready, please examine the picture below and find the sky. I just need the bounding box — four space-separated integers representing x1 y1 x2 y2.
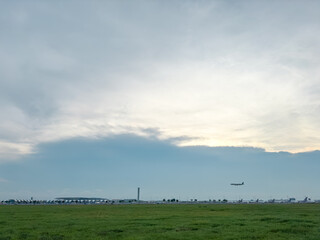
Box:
0 0 320 200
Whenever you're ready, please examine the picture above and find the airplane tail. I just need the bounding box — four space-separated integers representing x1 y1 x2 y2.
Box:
303 197 310 202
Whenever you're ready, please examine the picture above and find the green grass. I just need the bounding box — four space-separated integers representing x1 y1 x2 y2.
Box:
1 204 320 239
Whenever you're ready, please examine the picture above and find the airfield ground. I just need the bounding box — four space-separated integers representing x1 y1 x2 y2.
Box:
0 204 320 240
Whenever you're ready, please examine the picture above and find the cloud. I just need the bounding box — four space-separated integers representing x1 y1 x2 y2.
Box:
0 141 34 162
0 134 319 200
0 0 320 160
0 177 9 183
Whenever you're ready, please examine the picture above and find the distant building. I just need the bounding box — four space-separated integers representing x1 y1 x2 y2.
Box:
55 197 109 203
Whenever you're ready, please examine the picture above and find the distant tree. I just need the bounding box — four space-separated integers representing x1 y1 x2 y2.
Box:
163 199 166 202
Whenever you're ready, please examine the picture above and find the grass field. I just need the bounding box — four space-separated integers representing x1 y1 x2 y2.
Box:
0 204 320 240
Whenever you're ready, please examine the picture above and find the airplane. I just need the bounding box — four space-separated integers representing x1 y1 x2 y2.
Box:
230 182 244 186
298 197 312 203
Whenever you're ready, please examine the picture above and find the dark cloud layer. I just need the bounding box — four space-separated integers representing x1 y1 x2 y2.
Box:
0 134 319 200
